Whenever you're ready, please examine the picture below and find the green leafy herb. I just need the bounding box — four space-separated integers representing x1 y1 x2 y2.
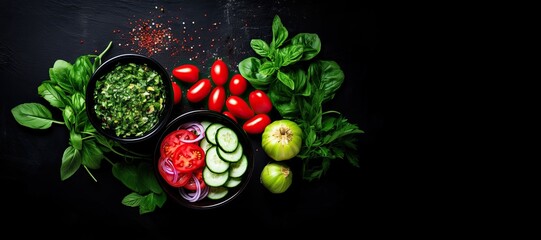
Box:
239 15 364 181
11 41 166 214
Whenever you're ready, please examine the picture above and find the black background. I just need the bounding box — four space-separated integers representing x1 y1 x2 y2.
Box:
1 0 381 235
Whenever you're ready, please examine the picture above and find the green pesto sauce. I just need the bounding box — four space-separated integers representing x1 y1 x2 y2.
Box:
94 62 166 138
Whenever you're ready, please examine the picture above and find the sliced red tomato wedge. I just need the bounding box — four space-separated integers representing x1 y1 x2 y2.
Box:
158 157 191 187
160 129 197 158
183 167 206 191
172 143 206 173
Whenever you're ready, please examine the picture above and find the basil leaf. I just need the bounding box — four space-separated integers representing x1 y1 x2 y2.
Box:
62 105 74 131
122 192 142 207
11 103 57 129
69 131 82 150
319 60 345 103
139 162 163 194
81 140 103 169
49 59 74 94
38 82 67 109
70 92 86 114
271 15 288 48
250 39 270 57
291 33 321 61
279 44 303 66
277 71 295 90
259 61 276 76
112 162 147 193
60 146 82 180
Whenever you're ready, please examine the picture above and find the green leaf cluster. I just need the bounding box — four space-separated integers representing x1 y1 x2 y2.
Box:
11 41 166 214
239 15 364 181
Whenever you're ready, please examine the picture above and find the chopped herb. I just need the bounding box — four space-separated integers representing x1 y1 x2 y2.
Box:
93 62 166 138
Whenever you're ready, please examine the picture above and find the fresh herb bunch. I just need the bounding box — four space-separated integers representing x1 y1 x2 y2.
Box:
239 15 364 181
11 41 166 214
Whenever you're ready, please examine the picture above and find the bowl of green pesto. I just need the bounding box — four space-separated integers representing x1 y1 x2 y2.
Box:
86 54 174 143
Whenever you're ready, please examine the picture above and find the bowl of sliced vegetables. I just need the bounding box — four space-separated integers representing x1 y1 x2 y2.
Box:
154 109 254 209
86 53 174 143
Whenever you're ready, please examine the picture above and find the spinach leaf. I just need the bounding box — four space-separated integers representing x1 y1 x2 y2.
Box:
11 103 62 129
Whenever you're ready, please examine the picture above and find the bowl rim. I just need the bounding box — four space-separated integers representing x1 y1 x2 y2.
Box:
85 53 174 143
154 109 255 210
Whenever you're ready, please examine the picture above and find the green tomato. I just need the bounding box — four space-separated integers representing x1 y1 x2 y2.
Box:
261 119 302 161
260 162 292 194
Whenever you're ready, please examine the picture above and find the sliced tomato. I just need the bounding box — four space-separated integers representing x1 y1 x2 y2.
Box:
172 143 206 173
158 157 191 187
183 167 206 191
160 129 197 158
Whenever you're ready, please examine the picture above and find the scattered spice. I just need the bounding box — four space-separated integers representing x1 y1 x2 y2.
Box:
115 5 250 68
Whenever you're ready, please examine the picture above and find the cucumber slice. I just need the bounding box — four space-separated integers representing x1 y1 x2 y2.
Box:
229 154 248 178
201 120 212 130
199 137 214 153
217 143 243 162
205 146 230 173
224 177 242 188
207 186 229 200
205 123 224 145
216 127 239 153
203 166 229 187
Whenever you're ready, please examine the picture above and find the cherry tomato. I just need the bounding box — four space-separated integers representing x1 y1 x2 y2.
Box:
226 96 254 120
208 86 226 112
223 111 237 123
183 167 207 191
160 129 197 158
248 90 273 114
228 74 247 96
243 113 271 134
158 157 191 187
172 64 200 83
172 143 206 173
210 59 229 86
172 81 182 105
186 78 212 103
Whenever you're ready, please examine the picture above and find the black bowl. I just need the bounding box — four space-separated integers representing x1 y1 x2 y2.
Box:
86 54 173 143
154 110 254 210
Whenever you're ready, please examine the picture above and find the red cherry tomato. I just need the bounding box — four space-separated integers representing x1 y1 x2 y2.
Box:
172 64 200 83
248 90 273 114
228 74 247 96
208 86 226 112
172 81 182 105
243 113 271 134
223 111 237 123
172 143 206 173
225 96 254 120
186 78 212 103
210 59 229 86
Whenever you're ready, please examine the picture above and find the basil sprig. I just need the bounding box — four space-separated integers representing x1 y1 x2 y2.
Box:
11 41 166 214
239 15 364 181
